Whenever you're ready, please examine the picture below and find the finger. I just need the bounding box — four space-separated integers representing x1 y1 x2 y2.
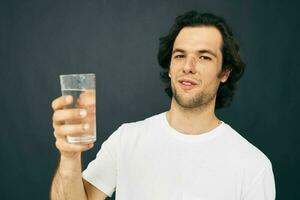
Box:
53 108 87 122
77 105 96 117
56 123 91 136
53 130 65 140
77 90 96 106
80 90 95 99
51 95 73 111
55 140 94 153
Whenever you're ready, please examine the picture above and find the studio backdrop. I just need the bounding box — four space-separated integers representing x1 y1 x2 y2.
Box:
0 0 299 199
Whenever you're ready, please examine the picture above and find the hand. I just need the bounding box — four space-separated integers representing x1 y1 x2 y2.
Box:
51 93 95 159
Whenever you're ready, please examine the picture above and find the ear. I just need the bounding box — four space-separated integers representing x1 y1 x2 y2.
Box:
220 69 232 83
168 73 171 78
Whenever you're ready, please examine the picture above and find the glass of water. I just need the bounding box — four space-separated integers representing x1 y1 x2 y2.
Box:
59 73 96 144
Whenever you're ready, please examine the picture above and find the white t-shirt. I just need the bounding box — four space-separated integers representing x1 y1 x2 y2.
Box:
82 112 276 199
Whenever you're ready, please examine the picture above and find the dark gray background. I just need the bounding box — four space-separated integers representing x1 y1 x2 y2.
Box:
0 0 299 199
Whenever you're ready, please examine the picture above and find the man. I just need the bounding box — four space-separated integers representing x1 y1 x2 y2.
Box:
50 11 276 199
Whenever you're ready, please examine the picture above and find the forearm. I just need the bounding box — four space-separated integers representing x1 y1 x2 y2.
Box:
50 155 88 200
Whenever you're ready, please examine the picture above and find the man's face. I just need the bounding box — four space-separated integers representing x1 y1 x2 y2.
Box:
169 26 230 109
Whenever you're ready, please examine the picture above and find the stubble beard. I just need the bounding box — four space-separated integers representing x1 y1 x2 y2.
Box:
172 83 219 110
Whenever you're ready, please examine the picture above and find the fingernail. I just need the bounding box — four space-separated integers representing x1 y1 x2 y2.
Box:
66 96 72 103
79 110 87 117
83 124 89 130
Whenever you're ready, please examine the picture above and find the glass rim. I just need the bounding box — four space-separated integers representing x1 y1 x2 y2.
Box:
59 73 95 78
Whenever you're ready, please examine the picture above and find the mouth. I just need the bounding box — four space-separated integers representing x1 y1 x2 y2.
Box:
178 79 198 90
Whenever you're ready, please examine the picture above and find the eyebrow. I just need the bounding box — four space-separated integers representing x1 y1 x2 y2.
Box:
172 48 217 58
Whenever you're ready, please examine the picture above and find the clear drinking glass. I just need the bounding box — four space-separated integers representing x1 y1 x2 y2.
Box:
59 73 96 144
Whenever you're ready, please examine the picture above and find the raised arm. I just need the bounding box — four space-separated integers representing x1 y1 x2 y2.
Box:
50 95 107 200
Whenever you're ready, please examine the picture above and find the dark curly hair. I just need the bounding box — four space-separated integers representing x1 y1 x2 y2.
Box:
158 11 245 109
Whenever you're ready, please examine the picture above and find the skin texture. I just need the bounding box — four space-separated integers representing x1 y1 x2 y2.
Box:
167 26 231 135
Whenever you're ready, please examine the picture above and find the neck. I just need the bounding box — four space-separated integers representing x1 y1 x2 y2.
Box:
166 97 221 135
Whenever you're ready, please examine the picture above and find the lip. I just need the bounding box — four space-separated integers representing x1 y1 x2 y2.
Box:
178 78 198 85
178 78 198 90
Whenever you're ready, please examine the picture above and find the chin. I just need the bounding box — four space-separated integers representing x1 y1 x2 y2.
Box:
174 93 202 109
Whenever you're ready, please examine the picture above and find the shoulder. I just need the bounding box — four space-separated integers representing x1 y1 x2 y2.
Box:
221 123 273 180
222 124 275 197
226 124 270 163
222 123 271 169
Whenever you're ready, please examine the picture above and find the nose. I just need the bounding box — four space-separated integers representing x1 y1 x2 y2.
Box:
183 56 196 74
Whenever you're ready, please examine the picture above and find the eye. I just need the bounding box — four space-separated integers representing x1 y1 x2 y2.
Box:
174 54 185 59
199 56 212 60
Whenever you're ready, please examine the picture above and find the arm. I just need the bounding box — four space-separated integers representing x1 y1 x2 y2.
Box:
50 155 107 200
50 95 107 200
84 179 107 200
50 155 88 200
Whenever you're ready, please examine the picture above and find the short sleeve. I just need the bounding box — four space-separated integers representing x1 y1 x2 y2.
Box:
82 125 123 197
243 162 276 200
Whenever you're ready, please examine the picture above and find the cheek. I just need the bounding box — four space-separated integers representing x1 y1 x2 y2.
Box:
198 69 219 85
170 58 185 70
169 64 179 78
169 71 179 89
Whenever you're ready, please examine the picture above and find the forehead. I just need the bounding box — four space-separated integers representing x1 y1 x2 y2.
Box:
173 26 223 54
